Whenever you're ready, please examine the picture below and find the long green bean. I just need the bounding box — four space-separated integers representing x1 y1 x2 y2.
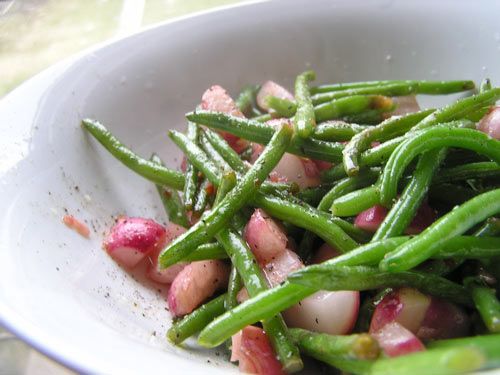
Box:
330 185 380 217
465 278 500 333
434 162 500 184
312 121 370 142
293 70 316 138
183 122 200 210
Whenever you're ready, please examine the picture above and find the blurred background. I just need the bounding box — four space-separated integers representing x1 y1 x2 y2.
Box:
0 1 249 373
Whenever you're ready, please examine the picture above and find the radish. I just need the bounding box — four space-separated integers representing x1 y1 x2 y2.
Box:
256 80 294 112
167 260 230 317
390 96 420 116
244 209 288 264
477 106 500 140
262 249 303 287
231 325 284 375
371 321 425 357
103 216 166 269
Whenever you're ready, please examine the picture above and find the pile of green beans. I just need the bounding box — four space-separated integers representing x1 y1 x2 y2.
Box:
82 73 500 375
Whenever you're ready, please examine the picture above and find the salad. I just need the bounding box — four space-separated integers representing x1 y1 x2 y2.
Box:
82 72 500 374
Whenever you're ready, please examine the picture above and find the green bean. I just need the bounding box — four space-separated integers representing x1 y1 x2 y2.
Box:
311 79 475 95
252 113 273 122
372 148 446 241
225 266 242 312
297 184 333 206
150 154 189 228
186 110 344 163
198 282 314 348
183 122 200 210
367 346 485 375
320 169 380 212
474 217 500 237
199 132 232 173
341 108 393 125
180 242 227 262
379 126 500 206
288 265 471 306
429 334 500 366
289 329 379 373
203 129 247 174
193 178 212 216
312 121 370 142
315 95 394 123
434 162 500 184
253 193 358 253
321 164 349 183
330 185 380 217
159 122 292 268
379 189 500 272
167 293 226 344
169 130 220 185
465 278 500 333
480 78 492 93
293 70 316 137
332 218 373 243
235 84 261 117
342 109 434 175
266 95 296 117
411 87 500 132
82 119 185 190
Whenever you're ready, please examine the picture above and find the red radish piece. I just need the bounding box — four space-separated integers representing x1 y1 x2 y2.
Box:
63 215 90 238
370 287 470 342
370 288 431 334
256 80 294 112
284 290 360 335
244 209 288 264
262 248 303 287
371 321 425 357
231 326 284 375
103 217 166 269
146 223 187 284
390 96 420 116
355 203 435 234
312 159 333 172
478 106 500 140
200 85 248 153
167 260 230 317
310 243 340 264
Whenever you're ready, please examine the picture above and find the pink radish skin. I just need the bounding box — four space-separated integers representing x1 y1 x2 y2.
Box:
417 298 470 341
355 203 436 234
478 106 500 140
256 80 294 112
200 85 248 153
371 321 425 357
231 326 285 375
103 217 166 269
370 288 431 334
390 96 420 116
146 223 187 284
244 209 288 264
262 249 303 287
167 260 230 317
310 243 340 264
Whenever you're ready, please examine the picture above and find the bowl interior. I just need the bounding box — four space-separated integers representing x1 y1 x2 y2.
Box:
1 0 499 373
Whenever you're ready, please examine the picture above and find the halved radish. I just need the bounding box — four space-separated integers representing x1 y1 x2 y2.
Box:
478 106 500 140
355 202 435 234
200 85 248 153
167 260 230 317
283 290 360 335
262 248 303 287
231 326 284 375
417 298 470 340
103 216 166 269
244 209 288 264
371 321 425 357
256 80 294 112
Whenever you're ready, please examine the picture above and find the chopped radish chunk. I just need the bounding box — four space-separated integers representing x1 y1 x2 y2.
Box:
310 243 340 264
167 260 230 317
103 217 166 269
371 321 425 357
256 80 294 112
244 209 288 264
312 159 333 172
63 215 90 238
262 249 303 287
201 85 248 153
391 96 420 116
283 290 360 335
146 223 187 284
478 106 500 140
370 288 431 334
231 326 284 375
417 298 470 340
355 203 435 234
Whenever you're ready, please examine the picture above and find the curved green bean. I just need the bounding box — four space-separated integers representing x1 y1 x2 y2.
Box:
330 185 380 217
314 95 394 123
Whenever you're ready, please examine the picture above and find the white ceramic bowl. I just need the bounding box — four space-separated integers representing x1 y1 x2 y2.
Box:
1 0 500 373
